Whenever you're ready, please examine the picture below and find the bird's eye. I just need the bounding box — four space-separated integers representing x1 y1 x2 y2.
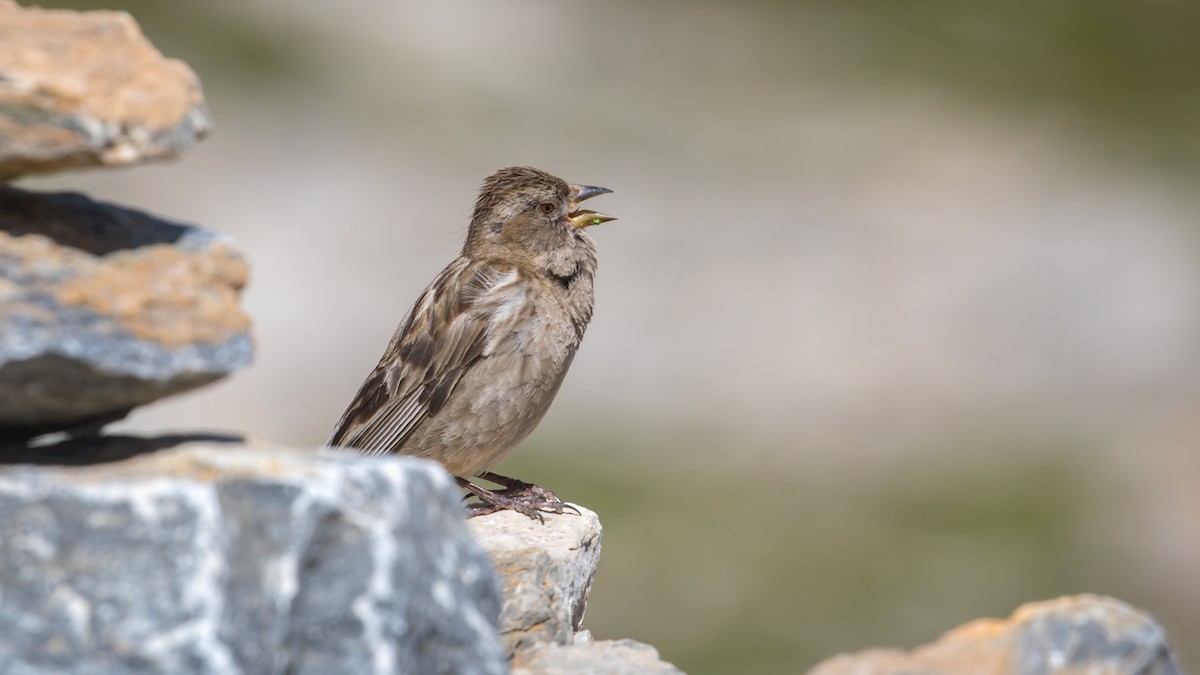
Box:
538 202 557 216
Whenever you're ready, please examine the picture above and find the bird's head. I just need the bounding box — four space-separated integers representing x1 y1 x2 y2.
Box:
464 166 615 259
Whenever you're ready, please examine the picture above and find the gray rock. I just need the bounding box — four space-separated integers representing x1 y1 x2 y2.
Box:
467 505 602 654
0 0 211 179
0 188 252 439
0 441 506 675
808 594 1183 675
1014 595 1182 675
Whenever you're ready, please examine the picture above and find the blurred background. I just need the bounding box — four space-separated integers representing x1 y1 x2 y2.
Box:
18 1 1200 672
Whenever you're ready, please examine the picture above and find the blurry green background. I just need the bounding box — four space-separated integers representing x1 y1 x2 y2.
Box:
20 1 1200 673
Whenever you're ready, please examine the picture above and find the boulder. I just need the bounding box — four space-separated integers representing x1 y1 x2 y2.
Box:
0 187 252 439
0 0 211 179
808 594 1182 675
0 440 506 675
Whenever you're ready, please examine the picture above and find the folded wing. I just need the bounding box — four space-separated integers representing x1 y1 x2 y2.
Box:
326 258 528 456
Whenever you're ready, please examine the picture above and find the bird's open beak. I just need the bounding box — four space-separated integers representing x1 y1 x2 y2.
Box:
567 184 616 229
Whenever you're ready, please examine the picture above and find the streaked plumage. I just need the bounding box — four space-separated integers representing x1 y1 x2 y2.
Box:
327 166 615 519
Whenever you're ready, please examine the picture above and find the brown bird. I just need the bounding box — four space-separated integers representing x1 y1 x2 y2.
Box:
327 167 615 520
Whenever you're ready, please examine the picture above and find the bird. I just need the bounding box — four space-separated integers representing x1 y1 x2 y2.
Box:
326 166 616 521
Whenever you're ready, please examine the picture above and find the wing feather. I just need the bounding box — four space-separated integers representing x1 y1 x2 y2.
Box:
326 258 526 456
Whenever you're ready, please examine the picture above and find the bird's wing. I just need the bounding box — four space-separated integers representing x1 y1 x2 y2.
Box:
326 258 529 456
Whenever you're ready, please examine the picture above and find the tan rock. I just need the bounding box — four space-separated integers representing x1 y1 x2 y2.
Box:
0 187 252 439
467 504 687 673
53 242 248 347
808 594 1182 675
0 0 210 179
467 505 603 654
513 633 685 675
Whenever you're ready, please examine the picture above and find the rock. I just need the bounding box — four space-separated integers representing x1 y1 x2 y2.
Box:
0 0 210 180
467 505 603 654
513 633 686 675
467 506 687 674
808 594 1183 675
0 187 252 439
0 440 507 675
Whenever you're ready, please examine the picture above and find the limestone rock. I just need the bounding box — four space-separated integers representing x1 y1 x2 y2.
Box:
808 594 1182 675
0 187 252 439
468 505 686 674
513 632 686 675
0 441 506 675
0 0 210 179
467 505 602 654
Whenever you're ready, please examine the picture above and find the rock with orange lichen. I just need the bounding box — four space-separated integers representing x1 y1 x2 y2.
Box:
807 594 1182 675
0 187 252 439
0 0 210 180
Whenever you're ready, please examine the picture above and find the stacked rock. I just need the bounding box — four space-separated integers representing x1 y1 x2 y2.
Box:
0 6 670 673
0 8 515 672
0 0 251 441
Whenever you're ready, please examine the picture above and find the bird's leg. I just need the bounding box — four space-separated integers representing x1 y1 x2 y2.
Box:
476 471 579 515
475 471 533 496
455 475 578 522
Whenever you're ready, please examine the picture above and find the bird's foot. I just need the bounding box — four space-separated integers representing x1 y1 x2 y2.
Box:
457 475 579 523
476 472 580 515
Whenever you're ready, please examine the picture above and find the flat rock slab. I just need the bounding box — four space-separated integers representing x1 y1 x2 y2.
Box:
0 187 252 439
0 441 506 675
808 594 1182 675
0 0 210 179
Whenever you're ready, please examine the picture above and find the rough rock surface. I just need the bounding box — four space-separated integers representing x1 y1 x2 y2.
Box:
513 632 686 675
808 594 1183 675
0 441 506 675
467 506 603 653
0 0 210 179
468 506 686 674
0 187 252 439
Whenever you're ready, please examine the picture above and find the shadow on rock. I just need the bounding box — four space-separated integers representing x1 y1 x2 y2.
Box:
0 187 199 255
0 432 245 466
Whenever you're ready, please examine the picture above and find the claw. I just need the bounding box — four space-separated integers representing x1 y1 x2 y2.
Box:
457 474 577 523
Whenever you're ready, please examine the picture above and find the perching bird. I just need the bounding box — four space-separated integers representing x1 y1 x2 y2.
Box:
327 166 615 520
